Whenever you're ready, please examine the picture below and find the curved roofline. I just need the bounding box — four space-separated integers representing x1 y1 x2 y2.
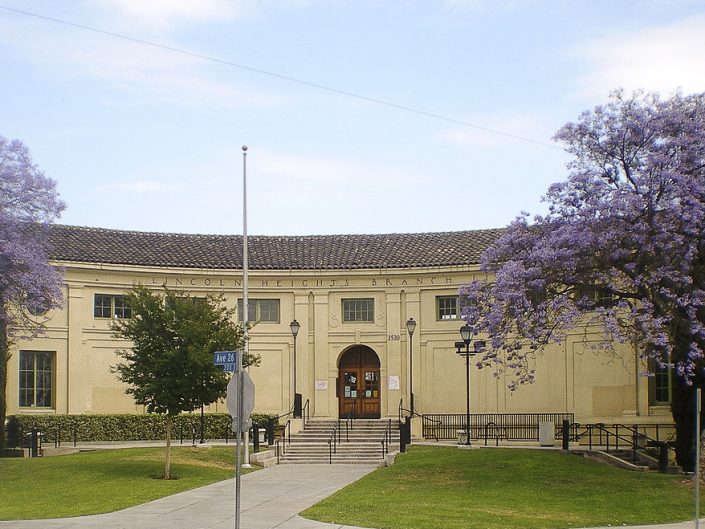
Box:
48 224 503 271
52 223 502 239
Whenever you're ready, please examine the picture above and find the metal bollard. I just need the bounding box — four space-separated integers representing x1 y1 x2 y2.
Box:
30 428 40 458
252 423 260 452
562 420 570 450
658 443 669 473
399 418 411 453
266 419 275 446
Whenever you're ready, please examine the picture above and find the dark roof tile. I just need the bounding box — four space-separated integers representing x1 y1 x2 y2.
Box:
48 225 502 270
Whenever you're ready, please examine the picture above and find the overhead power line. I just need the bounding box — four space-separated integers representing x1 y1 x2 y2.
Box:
0 3 562 150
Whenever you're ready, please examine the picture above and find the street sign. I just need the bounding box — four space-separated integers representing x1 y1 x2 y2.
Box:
227 371 255 430
214 351 239 372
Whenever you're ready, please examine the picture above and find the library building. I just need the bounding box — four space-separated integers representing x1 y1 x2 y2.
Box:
8 224 673 442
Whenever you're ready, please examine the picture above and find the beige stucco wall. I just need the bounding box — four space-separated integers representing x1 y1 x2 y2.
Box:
6 260 667 424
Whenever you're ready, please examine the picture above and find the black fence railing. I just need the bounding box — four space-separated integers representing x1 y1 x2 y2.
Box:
571 423 674 448
422 413 575 441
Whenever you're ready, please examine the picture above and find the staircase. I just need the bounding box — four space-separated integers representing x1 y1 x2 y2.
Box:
278 418 399 465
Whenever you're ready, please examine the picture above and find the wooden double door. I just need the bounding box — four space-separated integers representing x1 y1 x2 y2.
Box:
338 346 381 419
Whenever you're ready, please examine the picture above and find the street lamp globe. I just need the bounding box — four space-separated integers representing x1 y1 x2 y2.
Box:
290 319 300 338
460 324 473 345
406 317 416 337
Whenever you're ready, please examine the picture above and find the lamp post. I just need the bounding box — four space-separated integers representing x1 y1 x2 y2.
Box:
406 317 417 415
455 325 484 446
290 319 301 418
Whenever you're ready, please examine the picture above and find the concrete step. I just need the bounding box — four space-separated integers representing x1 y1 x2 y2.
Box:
279 459 386 465
289 436 399 442
276 419 399 464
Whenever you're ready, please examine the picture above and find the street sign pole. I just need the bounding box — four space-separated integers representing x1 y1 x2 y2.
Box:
696 388 701 529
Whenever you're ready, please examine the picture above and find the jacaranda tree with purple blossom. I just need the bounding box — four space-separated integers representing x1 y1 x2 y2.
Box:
0 136 65 454
460 90 705 470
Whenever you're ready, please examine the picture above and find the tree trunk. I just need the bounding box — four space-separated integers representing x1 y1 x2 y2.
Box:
0 323 9 456
668 310 705 472
672 377 696 471
164 415 172 480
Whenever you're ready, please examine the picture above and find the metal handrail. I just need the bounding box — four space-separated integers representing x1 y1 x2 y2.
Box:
327 424 339 464
276 403 296 421
379 418 394 459
573 422 677 461
282 419 291 447
302 399 310 429
397 402 441 442
275 419 293 463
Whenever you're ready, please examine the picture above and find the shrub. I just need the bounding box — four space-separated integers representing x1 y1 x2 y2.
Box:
6 413 277 446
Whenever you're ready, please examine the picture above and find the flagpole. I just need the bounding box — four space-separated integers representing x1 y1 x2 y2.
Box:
234 145 249 529
242 144 252 469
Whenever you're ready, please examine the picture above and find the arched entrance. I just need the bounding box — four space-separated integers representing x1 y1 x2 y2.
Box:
338 345 381 418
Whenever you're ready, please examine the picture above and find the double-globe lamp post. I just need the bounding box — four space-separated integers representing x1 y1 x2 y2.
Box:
455 325 484 446
406 317 417 416
290 319 301 418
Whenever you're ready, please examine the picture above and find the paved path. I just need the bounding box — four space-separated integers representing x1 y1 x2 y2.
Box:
0 464 375 529
1 462 704 529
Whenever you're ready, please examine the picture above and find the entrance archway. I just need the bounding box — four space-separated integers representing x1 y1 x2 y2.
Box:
338 345 381 418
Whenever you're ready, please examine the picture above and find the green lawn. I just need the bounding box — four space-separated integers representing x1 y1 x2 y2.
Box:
302 446 702 529
0 446 255 520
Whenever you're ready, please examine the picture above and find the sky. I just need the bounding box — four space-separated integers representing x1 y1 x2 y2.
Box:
1 0 705 236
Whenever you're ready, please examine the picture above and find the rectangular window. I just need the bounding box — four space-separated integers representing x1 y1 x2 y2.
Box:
436 296 459 320
113 296 132 319
342 298 374 323
94 294 112 318
575 286 616 308
94 294 131 319
649 359 672 405
238 299 280 323
19 351 54 408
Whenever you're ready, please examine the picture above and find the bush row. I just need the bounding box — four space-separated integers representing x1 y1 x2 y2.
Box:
6 412 278 446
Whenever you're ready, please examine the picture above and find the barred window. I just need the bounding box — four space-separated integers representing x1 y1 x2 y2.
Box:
342 299 374 323
114 296 132 319
238 299 280 323
19 351 54 408
94 294 112 318
94 295 131 319
575 285 616 308
649 359 671 405
436 296 458 320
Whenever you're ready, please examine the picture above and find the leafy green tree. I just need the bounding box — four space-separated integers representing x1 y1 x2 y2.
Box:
112 286 256 479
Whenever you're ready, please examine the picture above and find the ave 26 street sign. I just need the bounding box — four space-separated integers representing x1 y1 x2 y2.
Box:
213 350 239 372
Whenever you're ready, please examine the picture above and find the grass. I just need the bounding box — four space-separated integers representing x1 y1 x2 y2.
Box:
301 446 703 529
0 446 257 520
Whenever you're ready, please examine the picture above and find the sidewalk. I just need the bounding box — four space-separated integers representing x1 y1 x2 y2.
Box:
0 464 376 529
0 461 703 529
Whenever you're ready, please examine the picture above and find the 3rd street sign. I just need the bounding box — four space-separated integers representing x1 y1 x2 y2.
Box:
213 350 239 372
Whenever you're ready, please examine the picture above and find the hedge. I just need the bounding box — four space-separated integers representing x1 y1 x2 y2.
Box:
6 413 278 446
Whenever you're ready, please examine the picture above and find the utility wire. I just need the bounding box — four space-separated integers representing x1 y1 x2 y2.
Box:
0 3 562 150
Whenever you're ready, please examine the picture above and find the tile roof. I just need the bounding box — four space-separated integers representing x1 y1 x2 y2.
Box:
48 224 503 270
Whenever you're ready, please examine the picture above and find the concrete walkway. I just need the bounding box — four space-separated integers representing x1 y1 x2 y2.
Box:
1 462 704 529
0 464 376 529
